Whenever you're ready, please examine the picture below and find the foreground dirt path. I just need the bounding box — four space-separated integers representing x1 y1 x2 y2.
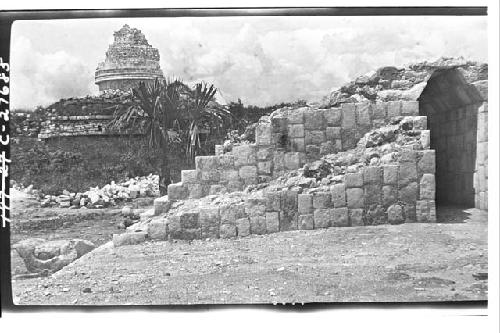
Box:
12 207 487 304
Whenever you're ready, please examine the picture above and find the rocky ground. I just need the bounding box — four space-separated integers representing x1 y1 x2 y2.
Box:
11 201 487 304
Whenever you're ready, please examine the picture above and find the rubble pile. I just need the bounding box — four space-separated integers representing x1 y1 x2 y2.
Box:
13 174 160 209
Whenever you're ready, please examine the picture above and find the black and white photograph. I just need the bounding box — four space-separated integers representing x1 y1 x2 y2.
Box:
0 2 497 328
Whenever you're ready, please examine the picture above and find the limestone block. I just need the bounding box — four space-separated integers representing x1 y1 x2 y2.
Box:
200 170 220 183
399 149 417 163
386 101 401 118
314 209 333 228
166 215 181 238
280 190 299 231
257 161 272 175
341 128 358 150
372 103 386 119
298 193 313 214
413 116 427 130
181 170 199 184
221 169 240 182
284 152 301 170
239 165 258 180
313 192 331 209
404 204 416 223
218 154 235 168
220 224 237 239
331 184 346 207
209 185 227 196
298 214 314 230
255 123 272 146
220 203 246 224
417 150 436 174
305 145 321 161
291 138 305 152
233 144 256 166
289 124 305 138
341 103 356 129
320 141 336 155
199 207 220 239
323 108 342 126
326 127 341 141
271 116 288 133
266 212 280 233
236 218 251 237
257 147 272 160
245 202 266 217
419 174 436 200
265 191 282 212
346 188 364 208
383 165 399 185
153 195 171 215
364 205 385 225
399 182 418 204
304 110 326 130
167 182 188 201
250 216 267 235
147 220 168 240
195 155 220 171
226 181 243 192
188 183 207 199
420 130 431 149
401 101 419 116
113 232 147 247
387 204 404 224
382 185 397 206
345 172 363 188
398 162 417 187
356 103 372 128
288 108 305 124
363 166 382 184
305 130 326 145
273 151 285 172
179 212 200 229
332 207 349 227
349 209 364 226
364 184 381 205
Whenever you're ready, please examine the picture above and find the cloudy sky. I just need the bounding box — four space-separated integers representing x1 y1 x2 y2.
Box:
10 16 487 109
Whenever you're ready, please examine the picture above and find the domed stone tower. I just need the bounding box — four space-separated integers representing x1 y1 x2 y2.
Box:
95 24 165 92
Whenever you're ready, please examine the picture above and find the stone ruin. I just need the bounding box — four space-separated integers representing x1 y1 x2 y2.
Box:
95 24 165 92
115 58 487 246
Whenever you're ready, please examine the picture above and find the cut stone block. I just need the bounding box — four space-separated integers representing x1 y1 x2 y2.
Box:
313 192 331 209
181 170 199 184
356 103 371 127
298 214 314 230
326 126 342 141
113 232 147 247
220 224 237 239
200 207 220 239
284 152 301 170
386 101 401 118
195 155 220 171
188 183 207 199
346 188 364 208
147 220 168 240
398 162 417 187
413 116 427 130
404 204 416 223
349 209 364 226
266 212 280 233
250 216 267 235
233 144 256 166
265 191 282 212
372 103 386 119
255 123 272 146
167 182 188 201
382 185 397 206
341 103 356 129
345 172 363 188
288 108 305 124
331 183 346 207
419 173 436 200
364 205 385 225
239 165 257 180
387 204 404 224
153 195 171 215
236 217 250 237
291 138 305 152
179 212 199 229
332 207 349 227
323 108 342 126
304 110 326 130
418 150 436 174
298 193 313 214
420 130 431 149
363 166 382 184
364 184 381 205
313 209 333 229
257 161 272 175
219 155 235 168
289 124 305 138
305 130 326 145
401 101 419 116
399 182 418 204
200 171 220 183
257 147 272 160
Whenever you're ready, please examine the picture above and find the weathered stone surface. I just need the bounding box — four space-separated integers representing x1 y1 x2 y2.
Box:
236 218 250 237
398 163 417 187
419 173 436 200
200 207 220 239
323 108 342 126
179 212 199 229
218 155 235 168
400 182 418 203
332 207 349 227
298 214 314 230
313 192 331 209
153 195 171 215
326 126 342 140
305 130 326 145
209 184 227 195
363 166 382 184
364 184 381 205
284 152 301 170
346 188 364 208
288 108 305 124
298 193 313 214
255 123 272 145
386 101 401 118
113 232 147 247
221 169 240 182
331 184 346 207
349 209 364 226
383 165 399 185
181 170 199 184
387 204 404 224
345 172 363 188
372 103 386 119
413 116 427 129
304 110 326 130
420 130 431 149
250 216 267 235
418 150 436 174
200 170 220 183
188 183 207 199
239 165 257 180
220 224 237 238
233 144 256 166
265 191 282 212
356 103 372 128
257 161 272 175
291 138 305 152
401 101 419 116
195 155 220 171
280 190 299 231
382 185 397 206
320 141 336 155
314 209 332 228
289 124 305 138
364 205 385 225
404 204 416 223
167 182 188 201
341 103 356 129
257 147 272 160
266 212 280 233
147 220 168 240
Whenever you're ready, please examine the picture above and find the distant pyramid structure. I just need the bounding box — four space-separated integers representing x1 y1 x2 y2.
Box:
95 24 165 92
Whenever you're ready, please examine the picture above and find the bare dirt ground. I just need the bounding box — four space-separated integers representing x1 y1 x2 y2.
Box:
10 190 488 304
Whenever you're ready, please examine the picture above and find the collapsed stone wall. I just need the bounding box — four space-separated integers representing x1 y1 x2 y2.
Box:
145 115 435 242
167 100 420 201
38 115 117 139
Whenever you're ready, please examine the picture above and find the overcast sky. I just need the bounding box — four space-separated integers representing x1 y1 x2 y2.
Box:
10 16 487 109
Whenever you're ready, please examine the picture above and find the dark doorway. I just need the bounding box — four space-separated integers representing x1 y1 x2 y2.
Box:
418 69 483 207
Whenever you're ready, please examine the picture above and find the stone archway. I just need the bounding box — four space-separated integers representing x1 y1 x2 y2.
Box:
418 69 484 207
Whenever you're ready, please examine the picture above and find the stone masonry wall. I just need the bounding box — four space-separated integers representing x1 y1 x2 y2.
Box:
167 101 420 201
147 115 436 242
38 115 116 139
475 101 488 210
